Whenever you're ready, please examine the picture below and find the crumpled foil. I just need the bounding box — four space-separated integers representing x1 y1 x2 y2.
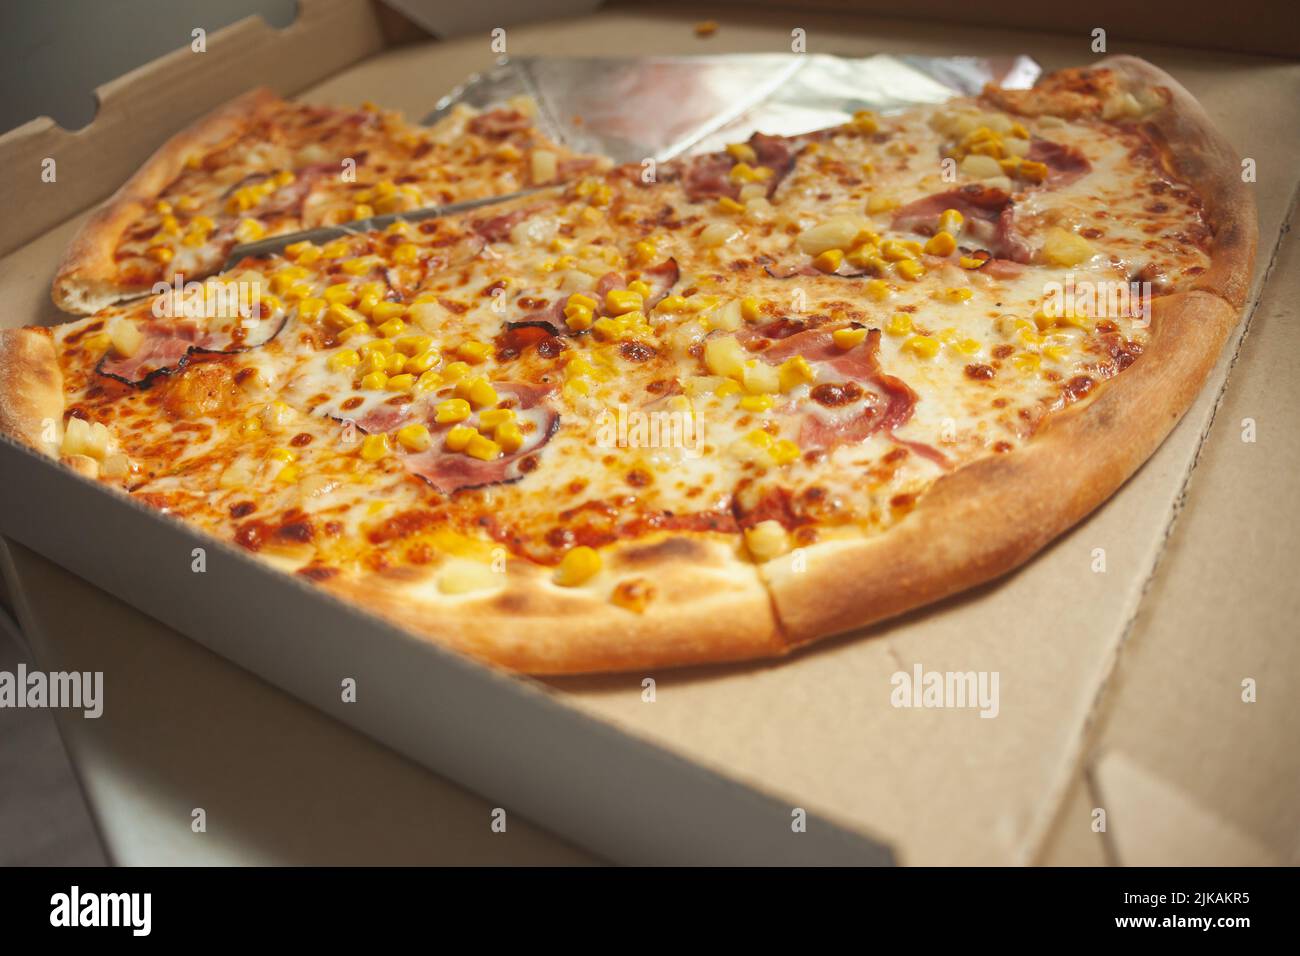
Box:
425 53 1040 164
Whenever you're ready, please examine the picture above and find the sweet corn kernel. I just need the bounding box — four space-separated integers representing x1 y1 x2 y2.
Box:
745 429 774 450
940 287 973 303
371 301 406 324
895 259 925 281
441 360 471 382
391 243 420 266
235 218 266 243
779 355 814 392
739 297 763 322
405 349 441 374
717 196 746 215
864 278 890 302
377 317 405 340
494 421 525 453
631 240 657 264
959 256 986 270
714 379 742 398
769 439 801 466
885 313 913 336
812 248 844 273
938 208 965 235
564 303 594 331
554 546 601 586
726 143 758 164
605 289 644 316
414 370 443 392
832 327 868 350
465 433 502 461
924 231 957 256
478 408 516 429
324 284 358 306
359 371 389 390
738 394 775 413
457 340 493 364
395 423 431 451
435 399 472 423
275 464 301 484
360 433 390 461
327 349 361 372
147 246 174 264
903 335 941 359
386 373 415 392
656 294 688 313
444 424 475 452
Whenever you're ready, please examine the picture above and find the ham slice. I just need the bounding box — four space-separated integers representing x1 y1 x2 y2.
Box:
97 314 285 386
1027 139 1091 186
891 185 1031 264
677 131 800 203
399 382 560 494
739 325 930 458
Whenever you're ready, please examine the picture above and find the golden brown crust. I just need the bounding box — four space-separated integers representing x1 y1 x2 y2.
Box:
51 88 284 315
0 327 64 456
766 291 1238 642
320 532 784 674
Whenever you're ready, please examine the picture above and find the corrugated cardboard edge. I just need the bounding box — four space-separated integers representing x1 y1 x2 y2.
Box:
0 0 386 257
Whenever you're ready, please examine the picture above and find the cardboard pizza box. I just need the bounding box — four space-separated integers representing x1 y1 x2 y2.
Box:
1 0 1296 864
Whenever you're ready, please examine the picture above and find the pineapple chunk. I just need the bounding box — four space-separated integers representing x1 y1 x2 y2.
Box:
704 335 747 379
797 215 870 256
1040 227 1096 267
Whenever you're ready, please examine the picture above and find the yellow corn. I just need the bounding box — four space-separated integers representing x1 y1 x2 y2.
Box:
444 425 476 452
395 423 431 452
554 546 601 586
924 231 957 257
895 259 925 281
327 349 361 372
812 249 844 273
779 355 815 392
902 335 941 359
435 399 472 423
885 313 913 336
359 371 389 390
832 327 868 350
605 289 644 316
360 433 390 461
465 434 502 461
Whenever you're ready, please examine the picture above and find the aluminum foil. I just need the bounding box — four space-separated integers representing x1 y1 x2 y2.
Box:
424 53 1040 164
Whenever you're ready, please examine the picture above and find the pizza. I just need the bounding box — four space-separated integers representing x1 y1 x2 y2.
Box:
51 88 606 314
0 56 1256 673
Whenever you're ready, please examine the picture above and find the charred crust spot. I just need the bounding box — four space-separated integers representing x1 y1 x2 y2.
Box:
964 363 996 381
619 536 708 567
298 565 339 581
229 501 256 519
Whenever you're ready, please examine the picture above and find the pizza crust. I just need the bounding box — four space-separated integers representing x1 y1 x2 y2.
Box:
51 87 285 315
0 327 64 456
320 532 786 674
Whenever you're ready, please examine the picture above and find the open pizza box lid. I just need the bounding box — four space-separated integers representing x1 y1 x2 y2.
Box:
1 0 1296 865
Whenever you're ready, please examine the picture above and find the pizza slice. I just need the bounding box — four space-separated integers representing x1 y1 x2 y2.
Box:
51 89 607 315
